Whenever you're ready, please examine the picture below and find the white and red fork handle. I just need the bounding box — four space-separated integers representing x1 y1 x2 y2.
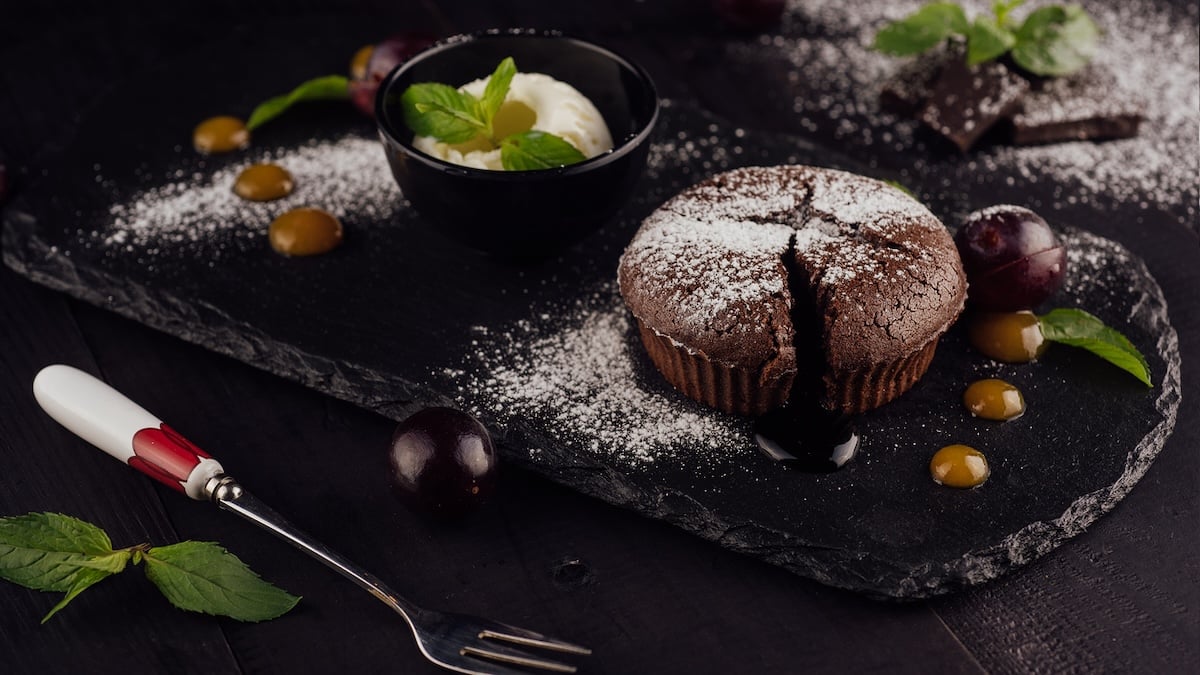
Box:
32 364 225 500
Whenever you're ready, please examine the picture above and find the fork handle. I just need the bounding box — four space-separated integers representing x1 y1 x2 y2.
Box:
33 364 225 500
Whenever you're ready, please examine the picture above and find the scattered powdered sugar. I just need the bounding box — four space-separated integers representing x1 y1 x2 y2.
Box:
623 212 790 335
102 134 400 256
448 287 750 466
444 229 1146 469
727 0 1198 221
1060 229 1135 316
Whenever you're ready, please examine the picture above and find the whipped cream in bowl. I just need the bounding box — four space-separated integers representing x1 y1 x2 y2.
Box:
376 30 660 257
413 71 614 171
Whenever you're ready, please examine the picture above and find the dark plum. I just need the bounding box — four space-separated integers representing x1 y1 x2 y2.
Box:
0 161 7 204
387 407 497 518
349 33 436 118
713 0 787 31
955 205 1067 311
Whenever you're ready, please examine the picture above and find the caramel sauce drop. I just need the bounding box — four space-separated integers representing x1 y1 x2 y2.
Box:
930 444 990 488
350 44 374 81
269 208 343 256
963 378 1025 421
193 116 250 154
233 164 295 202
968 311 1047 363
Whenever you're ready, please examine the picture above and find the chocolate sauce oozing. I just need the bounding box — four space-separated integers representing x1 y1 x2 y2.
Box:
753 407 860 472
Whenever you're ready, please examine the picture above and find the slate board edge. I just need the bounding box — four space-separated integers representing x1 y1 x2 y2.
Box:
3 203 1183 600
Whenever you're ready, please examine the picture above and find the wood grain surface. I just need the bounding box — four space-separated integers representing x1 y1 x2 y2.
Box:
1 1 1197 673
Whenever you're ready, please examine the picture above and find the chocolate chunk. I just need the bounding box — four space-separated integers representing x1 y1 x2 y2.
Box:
1010 66 1144 145
879 42 964 116
918 58 1029 152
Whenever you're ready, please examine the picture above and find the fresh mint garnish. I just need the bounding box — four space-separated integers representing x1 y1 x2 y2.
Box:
401 83 486 143
873 1 1100 77
0 512 298 623
1010 5 1100 76
967 15 1017 65
401 57 590 171
247 75 351 131
873 3 969 57
883 179 918 198
479 56 517 133
500 131 587 171
143 541 300 622
1038 308 1152 386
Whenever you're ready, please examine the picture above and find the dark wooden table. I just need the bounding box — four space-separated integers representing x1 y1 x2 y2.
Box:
2 1 1197 673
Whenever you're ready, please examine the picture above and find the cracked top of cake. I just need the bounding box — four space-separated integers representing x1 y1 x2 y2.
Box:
617 165 966 375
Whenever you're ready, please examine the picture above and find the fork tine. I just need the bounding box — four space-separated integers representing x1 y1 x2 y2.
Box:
482 625 593 655
460 643 578 673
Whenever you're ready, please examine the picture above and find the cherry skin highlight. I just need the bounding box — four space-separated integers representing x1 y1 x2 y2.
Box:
388 407 498 518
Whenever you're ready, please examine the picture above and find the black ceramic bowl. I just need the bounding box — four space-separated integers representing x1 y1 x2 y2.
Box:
376 30 660 257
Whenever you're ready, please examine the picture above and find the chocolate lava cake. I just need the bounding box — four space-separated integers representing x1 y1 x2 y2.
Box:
617 166 967 416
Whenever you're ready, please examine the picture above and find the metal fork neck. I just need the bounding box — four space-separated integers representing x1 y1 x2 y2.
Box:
203 474 421 621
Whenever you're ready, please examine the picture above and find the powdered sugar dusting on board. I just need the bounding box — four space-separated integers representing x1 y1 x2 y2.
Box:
102 134 399 255
443 229 1150 469
726 0 1198 220
448 287 750 467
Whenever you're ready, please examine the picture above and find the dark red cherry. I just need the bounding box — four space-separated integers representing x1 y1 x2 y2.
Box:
388 407 497 518
955 205 1067 311
713 0 787 31
349 33 436 118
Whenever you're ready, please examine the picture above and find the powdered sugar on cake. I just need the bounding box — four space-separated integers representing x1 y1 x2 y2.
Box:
621 165 957 344
622 211 792 337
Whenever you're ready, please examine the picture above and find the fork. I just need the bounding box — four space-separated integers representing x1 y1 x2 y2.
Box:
32 364 591 675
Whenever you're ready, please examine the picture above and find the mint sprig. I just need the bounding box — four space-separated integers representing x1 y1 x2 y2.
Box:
1039 308 1152 386
500 131 586 170
247 75 351 131
143 541 300 622
873 3 969 57
401 57 589 171
401 83 485 144
1010 5 1100 76
0 512 298 623
873 1 1100 77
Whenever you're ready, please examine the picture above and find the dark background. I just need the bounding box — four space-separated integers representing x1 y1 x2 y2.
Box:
1 1 1197 673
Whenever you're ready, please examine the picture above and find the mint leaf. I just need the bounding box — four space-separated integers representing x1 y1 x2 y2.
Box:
1038 308 1152 386
992 0 1026 28
41 568 113 623
500 131 587 171
401 83 486 144
246 75 351 131
967 16 1016 65
883 179 917 199
143 541 299 622
1011 5 1100 76
873 2 970 56
0 512 129 591
480 57 517 130
1 513 297 624
0 513 132 621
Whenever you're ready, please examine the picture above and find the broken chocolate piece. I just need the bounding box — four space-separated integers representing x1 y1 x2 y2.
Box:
918 58 1029 152
1011 66 1144 145
880 41 964 116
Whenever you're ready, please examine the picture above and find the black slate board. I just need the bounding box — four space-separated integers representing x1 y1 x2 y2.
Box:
1 22 1182 599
